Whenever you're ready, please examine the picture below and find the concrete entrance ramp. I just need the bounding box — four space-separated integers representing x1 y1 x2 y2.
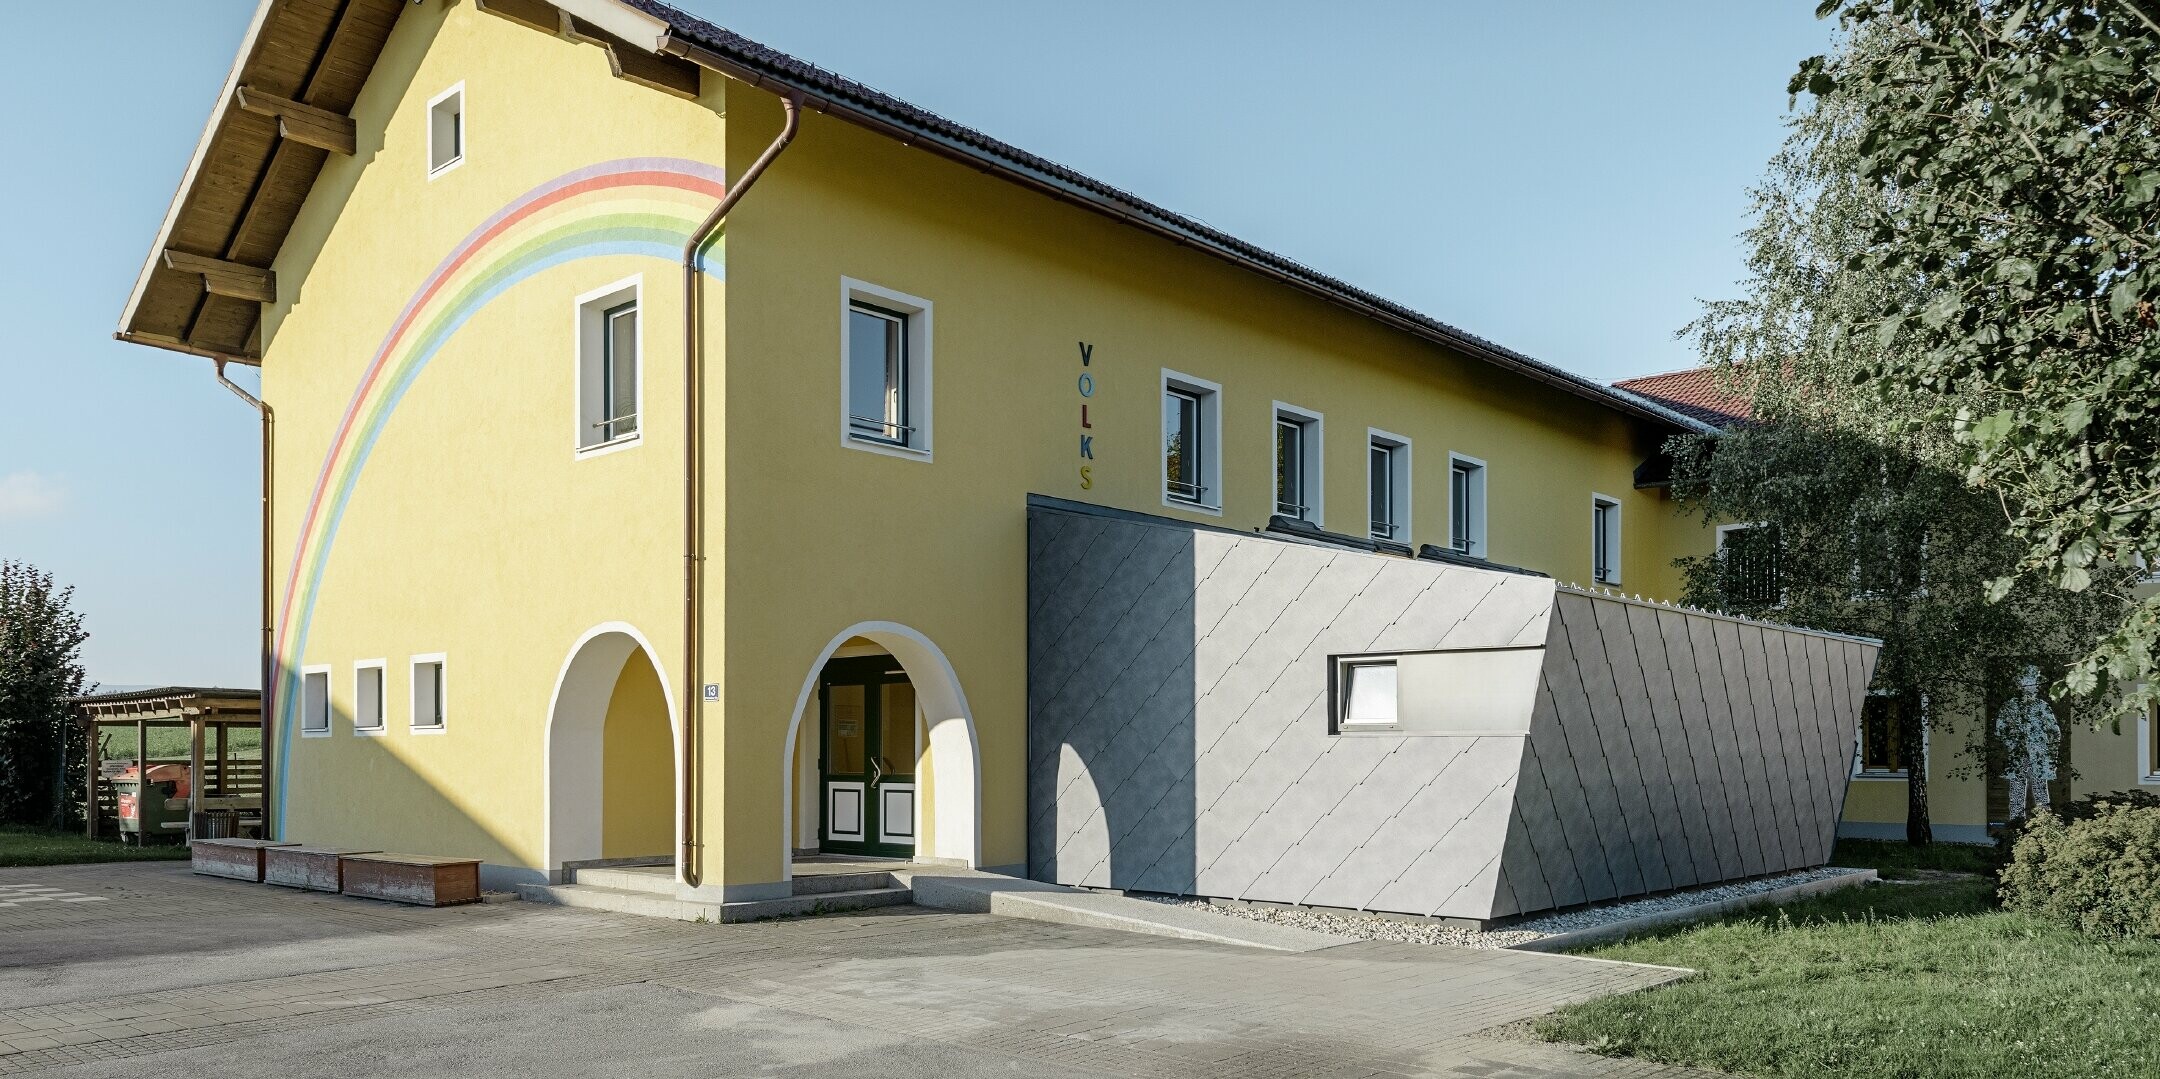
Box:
900 867 1352 952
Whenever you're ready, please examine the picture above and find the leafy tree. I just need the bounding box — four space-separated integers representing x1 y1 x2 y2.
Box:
1673 24 2131 844
0 562 90 827
1795 1 2160 709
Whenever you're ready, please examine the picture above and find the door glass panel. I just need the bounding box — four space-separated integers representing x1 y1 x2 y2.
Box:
827 683 866 774
881 681 916 776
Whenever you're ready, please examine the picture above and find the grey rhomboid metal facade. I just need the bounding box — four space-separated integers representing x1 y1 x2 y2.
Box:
1026 500 1882 922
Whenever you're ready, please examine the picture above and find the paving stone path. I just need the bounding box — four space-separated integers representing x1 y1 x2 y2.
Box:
0 863 1721 1078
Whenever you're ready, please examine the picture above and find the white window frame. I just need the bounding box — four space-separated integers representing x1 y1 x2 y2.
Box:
573 276 643 458
410 653 448 735
1367 428 1412 545
1161 369 1223 515
1851 690 1928 780
300 665 333 739
1272 402 1323 524
353 659 388 737
2138 702 2160 786
426 81 465 179
1447 452 1488 558
1333 656 1401 732
1591 493 1623 585
839 277 934 461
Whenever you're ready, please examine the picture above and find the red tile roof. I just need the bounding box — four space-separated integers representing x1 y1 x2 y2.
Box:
1612 367 1755 428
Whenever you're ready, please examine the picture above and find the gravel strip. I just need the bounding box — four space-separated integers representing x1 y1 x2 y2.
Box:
1130 867 1869 950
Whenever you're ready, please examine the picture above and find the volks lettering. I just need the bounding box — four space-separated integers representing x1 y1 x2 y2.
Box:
1078 341 1093 366
1080 435 1094 459
1079 465 1093 490
1077 373 1094 398
1080 403 1091 429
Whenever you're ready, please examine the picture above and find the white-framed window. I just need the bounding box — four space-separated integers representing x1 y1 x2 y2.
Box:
1591 493 1622 585
1336 658 1400 730
300 666 332 738
841 278 934 459
353 659 387 736
575 277 641 455
1368 429 1411 544
1448 453 1487 557
2138 701 2160 785
411 654 447 734
427 82 465 178
1717 522 1782 607
1273 403 1322 523
1162 370 1222 513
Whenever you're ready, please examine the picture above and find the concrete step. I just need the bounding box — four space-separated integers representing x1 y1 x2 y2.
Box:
515 881 914 924
721 886 913 922
571 865 676 895
514 882 725 922
790 870 899 896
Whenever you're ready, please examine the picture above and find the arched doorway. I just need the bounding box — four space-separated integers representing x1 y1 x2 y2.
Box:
544 623 679 882
781 622 978 879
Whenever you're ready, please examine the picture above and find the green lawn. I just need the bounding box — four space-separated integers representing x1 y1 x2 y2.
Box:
0 826 191 868
1537 876 2160 1077
1830 836 2000 879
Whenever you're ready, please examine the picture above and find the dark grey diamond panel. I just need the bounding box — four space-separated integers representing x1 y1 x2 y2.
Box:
1027 503 1879 920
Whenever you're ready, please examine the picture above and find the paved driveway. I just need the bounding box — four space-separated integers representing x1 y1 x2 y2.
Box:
0 863 1712 1078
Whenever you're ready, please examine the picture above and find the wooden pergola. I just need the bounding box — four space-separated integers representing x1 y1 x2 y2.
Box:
74 687 263 841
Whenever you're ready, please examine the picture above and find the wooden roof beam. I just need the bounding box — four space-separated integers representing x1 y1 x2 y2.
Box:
234 85 357 155
162 249 277 304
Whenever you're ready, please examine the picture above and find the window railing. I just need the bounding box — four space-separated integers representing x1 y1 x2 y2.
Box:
591 412 639 443
1371 520 1399 540
1166 478 1208 503
848 415 914 445
1276 499 1309 517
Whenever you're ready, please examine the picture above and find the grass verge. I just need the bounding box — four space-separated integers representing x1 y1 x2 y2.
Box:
0 826 190 868
1829 836 1999 879
1536 877 2160 1077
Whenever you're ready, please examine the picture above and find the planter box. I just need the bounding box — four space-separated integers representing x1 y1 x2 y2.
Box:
264 846 380 892
340 853 481 907
191 838 297 882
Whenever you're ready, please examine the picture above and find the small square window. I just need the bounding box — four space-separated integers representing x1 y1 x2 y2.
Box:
411 655 447 733
1592 494 1622 585
576 278 640 454
841 279 933 458
301 667 331 737
354 661 386 735
1338 660 1400 728
428 84 464 176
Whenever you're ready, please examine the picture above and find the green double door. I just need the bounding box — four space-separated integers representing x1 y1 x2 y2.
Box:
817 656 917 857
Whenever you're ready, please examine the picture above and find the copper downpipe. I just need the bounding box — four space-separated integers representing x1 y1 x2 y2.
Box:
212 359 275 838
679 92 800 888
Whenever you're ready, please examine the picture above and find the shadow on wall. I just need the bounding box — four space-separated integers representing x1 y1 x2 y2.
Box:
264 629 676 887
1027 508 1200 894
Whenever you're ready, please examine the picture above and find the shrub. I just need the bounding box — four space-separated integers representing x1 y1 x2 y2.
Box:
1999 797 2160 938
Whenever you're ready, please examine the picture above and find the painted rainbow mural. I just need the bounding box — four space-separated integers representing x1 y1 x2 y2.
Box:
271 157 729 832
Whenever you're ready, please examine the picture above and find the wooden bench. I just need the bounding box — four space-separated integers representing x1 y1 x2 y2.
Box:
339 853 481 907
264 845 380 892
191 838 297 882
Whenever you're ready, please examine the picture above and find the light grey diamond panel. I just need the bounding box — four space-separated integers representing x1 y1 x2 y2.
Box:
1028 503 1881 921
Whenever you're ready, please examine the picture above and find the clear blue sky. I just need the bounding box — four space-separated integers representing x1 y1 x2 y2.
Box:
0 1 1831 687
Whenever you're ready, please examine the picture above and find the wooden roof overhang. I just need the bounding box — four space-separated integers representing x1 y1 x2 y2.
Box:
74 687 263 727
115 0 404 365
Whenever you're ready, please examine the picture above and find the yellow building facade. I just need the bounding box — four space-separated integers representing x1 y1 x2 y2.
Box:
119 0 2146 904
